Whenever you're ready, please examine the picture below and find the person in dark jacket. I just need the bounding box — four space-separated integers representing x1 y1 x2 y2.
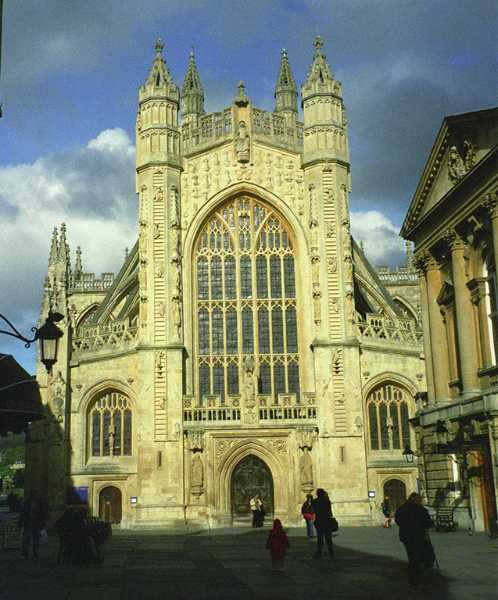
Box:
381 496 392 528
311 488 334 558
301 494 315 538
18 490 49 559
395 492 434 586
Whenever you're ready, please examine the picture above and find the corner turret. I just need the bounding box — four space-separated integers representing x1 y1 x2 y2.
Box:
274 49 298 116
136 39 180 173
301 36 348 165
181 48 204 124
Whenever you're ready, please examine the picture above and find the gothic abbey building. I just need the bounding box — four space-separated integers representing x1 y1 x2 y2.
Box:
29 38 426 527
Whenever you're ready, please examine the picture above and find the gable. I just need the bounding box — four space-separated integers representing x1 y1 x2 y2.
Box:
401 107 498 238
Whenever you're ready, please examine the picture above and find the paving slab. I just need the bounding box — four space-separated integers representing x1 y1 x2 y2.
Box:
0 526 496 599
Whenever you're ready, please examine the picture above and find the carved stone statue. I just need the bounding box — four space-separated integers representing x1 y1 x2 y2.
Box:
300 446 314 489
190 452 204 496
170 186 180 228
242 356 257 407
448 145 466 182
171 295 181 340
235 121 250 163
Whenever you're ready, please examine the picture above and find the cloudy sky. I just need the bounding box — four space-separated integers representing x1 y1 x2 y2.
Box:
1 0 496 372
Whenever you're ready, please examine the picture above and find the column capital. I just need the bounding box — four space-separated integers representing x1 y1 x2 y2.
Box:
442 228 466 252
413 252 429 274
483 192 498 219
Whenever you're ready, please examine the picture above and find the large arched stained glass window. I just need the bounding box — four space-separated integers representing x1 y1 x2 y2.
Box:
89 391 132 457
366 383 411 451
194 196 300 403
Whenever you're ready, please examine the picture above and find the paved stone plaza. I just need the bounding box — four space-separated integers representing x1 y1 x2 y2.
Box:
1 526 496 600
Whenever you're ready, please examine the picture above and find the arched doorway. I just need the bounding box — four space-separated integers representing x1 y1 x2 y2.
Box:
99 486 122 523
383 479 407 513
231 455 274 517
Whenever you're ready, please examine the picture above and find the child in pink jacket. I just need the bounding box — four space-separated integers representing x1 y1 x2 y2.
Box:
266 519 290 572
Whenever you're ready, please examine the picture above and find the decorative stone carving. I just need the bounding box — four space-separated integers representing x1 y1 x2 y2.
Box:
51 371 65 421
170 185 180 228
235 120 250 163
327 256 337 274
242 356 257 407
190 452 204 497
312 284 322 324
297 427 318 450
171 295 182 340
156 351 166 378
215 439 237 462
299 446 314 490
266 438 287 455
186 429 204 451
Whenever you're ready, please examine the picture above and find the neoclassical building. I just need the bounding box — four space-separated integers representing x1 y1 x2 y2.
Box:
28 38 426 527
402 108 498 533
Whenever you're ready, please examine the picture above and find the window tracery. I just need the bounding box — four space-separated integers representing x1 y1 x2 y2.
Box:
366 383 411 451
194 196 300 403
89 391 132 457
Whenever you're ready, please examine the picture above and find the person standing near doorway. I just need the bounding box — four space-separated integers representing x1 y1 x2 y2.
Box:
250 494 264 527
381 496 392 528
312 488 334 559
301 494 315 538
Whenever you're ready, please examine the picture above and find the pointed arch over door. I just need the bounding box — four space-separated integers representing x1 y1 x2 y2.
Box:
193 196 300 404
230 454 274 516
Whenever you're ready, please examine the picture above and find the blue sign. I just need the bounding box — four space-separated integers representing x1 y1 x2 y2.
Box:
67 486 89 504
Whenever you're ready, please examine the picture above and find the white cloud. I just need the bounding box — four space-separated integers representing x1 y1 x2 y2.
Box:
0 129 137 371
350 210 406 268
87 128 135 155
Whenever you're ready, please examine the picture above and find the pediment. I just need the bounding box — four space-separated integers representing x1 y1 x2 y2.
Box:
401 108 498 238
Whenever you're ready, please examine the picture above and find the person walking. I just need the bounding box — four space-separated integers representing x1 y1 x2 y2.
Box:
250 494 264 527
18 489 49 559
381 496 392 528
301 494 315 538
312 488 334 559
395 492 435 587
266 518 290 572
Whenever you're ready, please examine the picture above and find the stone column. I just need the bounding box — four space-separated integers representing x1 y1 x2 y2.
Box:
445 230 480 394
484 194 498 266
425 254 451 401
414 255 435 402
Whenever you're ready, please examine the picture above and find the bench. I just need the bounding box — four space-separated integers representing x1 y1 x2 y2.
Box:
435 506 457 532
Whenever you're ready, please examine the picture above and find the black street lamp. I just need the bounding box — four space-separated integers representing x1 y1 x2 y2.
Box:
403 444 418 463
0 311 64 372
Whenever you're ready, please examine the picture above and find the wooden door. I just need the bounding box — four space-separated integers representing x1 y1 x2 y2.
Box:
231 455 274 516
99 486 122 523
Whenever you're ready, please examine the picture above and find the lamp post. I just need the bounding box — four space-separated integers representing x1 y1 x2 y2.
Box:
0 311 64 372
402 444 418 463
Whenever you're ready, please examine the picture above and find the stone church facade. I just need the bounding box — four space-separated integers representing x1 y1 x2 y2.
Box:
29 38 426 528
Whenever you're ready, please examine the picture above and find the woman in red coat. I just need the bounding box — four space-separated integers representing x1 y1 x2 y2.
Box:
266 519 290 572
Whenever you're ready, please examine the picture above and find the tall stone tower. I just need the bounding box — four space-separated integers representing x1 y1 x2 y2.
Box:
30 37 424 528
300 36 366 502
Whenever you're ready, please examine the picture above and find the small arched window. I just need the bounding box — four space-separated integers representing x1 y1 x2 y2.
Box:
89 391 132 457
367 382 412 451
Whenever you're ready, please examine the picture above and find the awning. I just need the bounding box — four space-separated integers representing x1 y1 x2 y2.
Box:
0 354 45 435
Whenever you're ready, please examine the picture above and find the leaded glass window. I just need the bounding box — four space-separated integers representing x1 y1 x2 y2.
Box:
194 196 300 403
89 392 132 458
367 383 413 452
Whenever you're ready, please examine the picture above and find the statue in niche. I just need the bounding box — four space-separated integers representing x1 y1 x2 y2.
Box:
235 121 250 163
448 145 466 182
190 452 204 496
242 356 258 407
300 446 314 489
171 293 182 340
